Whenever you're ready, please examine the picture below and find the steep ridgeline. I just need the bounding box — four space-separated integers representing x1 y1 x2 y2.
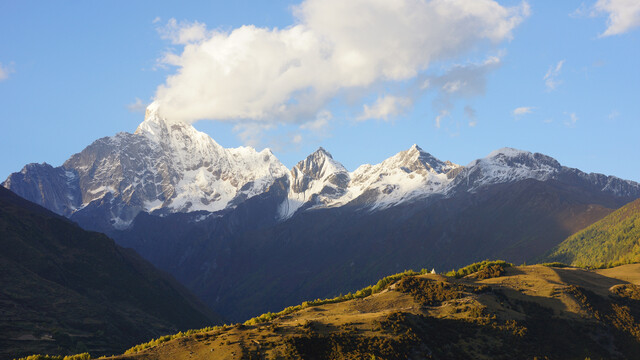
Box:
4 103 640 322
0 186 221 359
279 145 460 218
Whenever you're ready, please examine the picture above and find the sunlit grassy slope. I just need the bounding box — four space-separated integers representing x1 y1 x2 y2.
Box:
541 198 640 267
93 261 640 360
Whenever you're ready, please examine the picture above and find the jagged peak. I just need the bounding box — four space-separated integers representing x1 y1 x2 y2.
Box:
408 144 423 152
388 145 459 174
312 147 333 159
293 147 347 180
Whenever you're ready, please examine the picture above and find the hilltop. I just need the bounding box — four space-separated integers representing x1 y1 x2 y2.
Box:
97 262 640 359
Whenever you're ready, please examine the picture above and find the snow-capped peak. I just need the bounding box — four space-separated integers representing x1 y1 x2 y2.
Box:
38 101 289 227
448 148 562 193
279 147 351 219
279 145 462 218
292 147 348 183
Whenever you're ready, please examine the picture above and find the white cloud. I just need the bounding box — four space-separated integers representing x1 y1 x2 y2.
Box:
127 98 148 113
513 106 534 116
357 95 412 121
593 0 640 36
153 0 529 127
608 110 620 120
158 18 208 44
0 62 13 81
544 60 564 91
292 134 303 144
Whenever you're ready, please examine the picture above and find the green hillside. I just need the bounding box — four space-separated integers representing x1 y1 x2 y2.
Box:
0 186 222 359
541 198 640 267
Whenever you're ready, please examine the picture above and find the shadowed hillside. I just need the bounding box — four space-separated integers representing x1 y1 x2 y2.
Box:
0 186 222 359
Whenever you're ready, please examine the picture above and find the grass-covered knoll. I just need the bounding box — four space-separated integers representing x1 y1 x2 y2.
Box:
445 260 512 278
541 198 640 267
124 326 226 354
95 264 640 359
244 269 430 325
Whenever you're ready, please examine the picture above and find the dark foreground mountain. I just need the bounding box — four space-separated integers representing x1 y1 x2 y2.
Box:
541 198 640 267
5 103 640 322
0 186 221 359
101 263 640 359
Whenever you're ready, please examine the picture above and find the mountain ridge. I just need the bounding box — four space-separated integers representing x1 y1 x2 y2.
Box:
4 103 639 233
4 102 640 322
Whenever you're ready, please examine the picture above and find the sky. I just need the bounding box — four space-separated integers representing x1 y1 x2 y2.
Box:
1 0 639 182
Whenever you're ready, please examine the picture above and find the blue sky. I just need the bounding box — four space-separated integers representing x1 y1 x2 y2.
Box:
1 0 639 182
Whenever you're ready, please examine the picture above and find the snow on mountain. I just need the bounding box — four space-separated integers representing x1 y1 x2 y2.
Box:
446 147 640 198
5 102 288 228
132 103 288 214
279 147 350 218
446 147 562 193
278 146 640 219
342 145 459 209
6 105 640 229
279 145 461 218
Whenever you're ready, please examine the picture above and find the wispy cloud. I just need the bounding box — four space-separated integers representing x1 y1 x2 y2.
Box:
513 106 535 116
300 110 332 131
127 98 148 113
544 60 565 91
357 95 412 122
0 62 14 81
564 112 578 127
426 55 503 128
464 105 477 127
435 110 450 129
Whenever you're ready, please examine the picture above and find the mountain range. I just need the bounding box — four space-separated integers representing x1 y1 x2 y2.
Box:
4 102 640 321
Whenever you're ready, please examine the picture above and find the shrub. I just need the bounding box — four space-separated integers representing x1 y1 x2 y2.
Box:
445 260 512 279
14 354 91 360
